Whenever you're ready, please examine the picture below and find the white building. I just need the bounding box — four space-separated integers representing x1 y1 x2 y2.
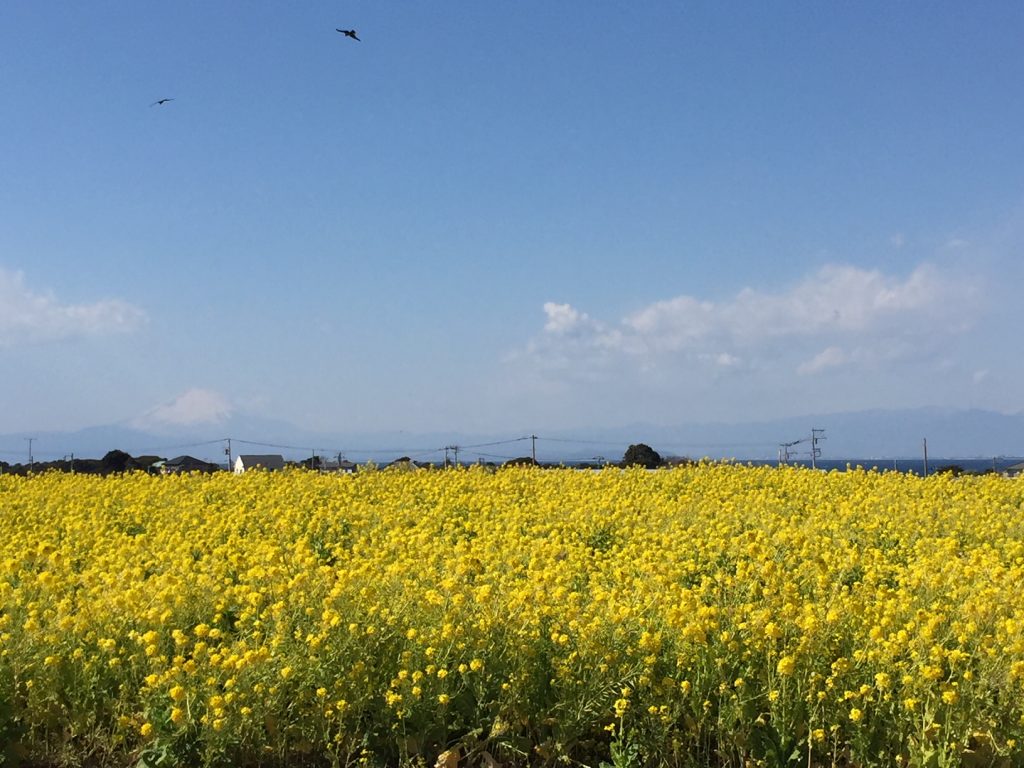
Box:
233 454 286 474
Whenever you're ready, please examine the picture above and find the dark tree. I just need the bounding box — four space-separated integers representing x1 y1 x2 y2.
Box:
101 450 141 474
503 456 539 467
621 443 662 469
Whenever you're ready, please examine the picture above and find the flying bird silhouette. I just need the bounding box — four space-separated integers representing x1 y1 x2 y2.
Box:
336 29 360 41
150 98 175 107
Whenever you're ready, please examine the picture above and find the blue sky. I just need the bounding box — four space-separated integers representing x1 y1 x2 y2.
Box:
2 1 1023 437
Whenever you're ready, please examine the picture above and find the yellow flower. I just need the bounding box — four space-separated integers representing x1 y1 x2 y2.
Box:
4 461 1024 761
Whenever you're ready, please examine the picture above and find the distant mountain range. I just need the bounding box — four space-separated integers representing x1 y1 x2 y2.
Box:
2 407 1023 466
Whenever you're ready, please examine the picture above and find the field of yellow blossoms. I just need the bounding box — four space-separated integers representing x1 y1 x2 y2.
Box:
2 465 1024 768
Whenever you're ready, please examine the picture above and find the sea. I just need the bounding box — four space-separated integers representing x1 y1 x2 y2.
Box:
737 457 1024 475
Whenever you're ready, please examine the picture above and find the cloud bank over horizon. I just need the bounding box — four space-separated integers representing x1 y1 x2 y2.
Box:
519 262 977 379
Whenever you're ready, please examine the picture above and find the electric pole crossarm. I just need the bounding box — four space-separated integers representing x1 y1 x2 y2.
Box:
810 429 826 470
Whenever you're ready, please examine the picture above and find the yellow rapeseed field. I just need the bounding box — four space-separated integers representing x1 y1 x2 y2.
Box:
1 465 1023 767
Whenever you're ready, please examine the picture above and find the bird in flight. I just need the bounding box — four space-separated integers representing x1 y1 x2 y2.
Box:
150 98 175 107
336 29 360 41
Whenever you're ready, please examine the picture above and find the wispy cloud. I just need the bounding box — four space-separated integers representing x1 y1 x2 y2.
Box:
542 302 599 335
0 267 146 345
625 264 960 347
515 263 978 381
797 345 850 375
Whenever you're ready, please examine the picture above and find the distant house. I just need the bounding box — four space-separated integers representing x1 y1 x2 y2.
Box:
319 459 358 473
1003 462 1024 478
162 455 220 474
234 454 286 474
383 457 429 470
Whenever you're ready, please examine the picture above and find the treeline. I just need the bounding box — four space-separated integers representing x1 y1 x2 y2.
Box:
0 450 168 477
1 443 690 477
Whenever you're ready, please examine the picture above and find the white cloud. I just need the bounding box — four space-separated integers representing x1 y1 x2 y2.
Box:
798 346 850 375
0 267 146 345
133 388 234 428
517 262 977 380
624 263 959 350
542 302 595 335
699 351 741 368
973 369 990 384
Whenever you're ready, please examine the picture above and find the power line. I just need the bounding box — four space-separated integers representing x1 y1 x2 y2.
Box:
232 438 445 455
462 450 522 461
132 438 231 454
459 436 531 449
535 436 620 446
5 427 1024 471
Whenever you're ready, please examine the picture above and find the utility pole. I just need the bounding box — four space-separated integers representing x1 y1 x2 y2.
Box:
224 438 233 472
810 429 825 470
70 453 74 474
444 445 460 468
531 434 537 463
922 438 929 477
778 439 802 466
26 437 35 473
